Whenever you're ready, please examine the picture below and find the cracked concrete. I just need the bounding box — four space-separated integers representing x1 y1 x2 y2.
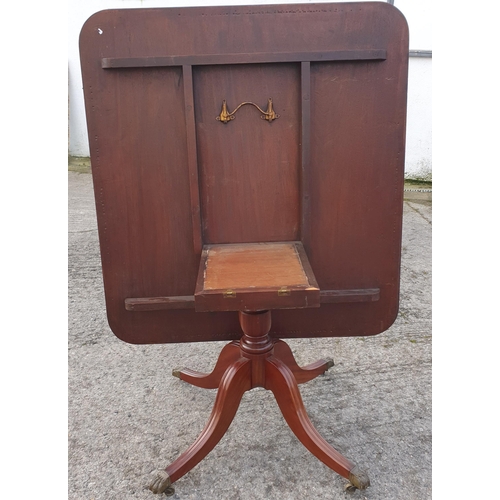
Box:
69 171 431 500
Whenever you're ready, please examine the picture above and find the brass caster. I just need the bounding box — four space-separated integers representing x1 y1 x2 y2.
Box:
344 482 357 493
325 358 334 370
163 486 175 497
172 368 183 378
149 471 173 495
347 465 370 490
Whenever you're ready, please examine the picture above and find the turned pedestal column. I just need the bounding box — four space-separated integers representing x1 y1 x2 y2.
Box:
150 310 369 496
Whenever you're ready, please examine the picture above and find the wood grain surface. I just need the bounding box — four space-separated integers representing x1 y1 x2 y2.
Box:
79 2 409 343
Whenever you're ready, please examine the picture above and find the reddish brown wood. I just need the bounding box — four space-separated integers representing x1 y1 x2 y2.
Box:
265 356 354 478
174 337 333 390
124 296 195 311
174 341 240 389
238 311 273 353
162 310 367 489
319 288 380 303
239 311 273 387
101 49 387 69
272 339 333 384
182 64 203 255
81 3 407 494
295 239 318 289
80 3 408 344
123 287 380 311
166 357 252 483
300 61 312 246
194 63 301 245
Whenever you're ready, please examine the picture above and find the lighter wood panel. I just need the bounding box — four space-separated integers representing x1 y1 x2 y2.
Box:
203 243 309 290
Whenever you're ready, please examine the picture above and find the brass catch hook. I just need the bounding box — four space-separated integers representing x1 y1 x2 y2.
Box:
216 98 279 124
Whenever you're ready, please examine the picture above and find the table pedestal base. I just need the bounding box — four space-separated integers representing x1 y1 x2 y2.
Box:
149 310 370 495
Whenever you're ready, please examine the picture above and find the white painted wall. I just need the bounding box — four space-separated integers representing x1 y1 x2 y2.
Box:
406 56 432 180
396 0 432 180
69 0 431 179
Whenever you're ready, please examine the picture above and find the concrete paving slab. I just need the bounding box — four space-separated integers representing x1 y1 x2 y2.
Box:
69 171 431 500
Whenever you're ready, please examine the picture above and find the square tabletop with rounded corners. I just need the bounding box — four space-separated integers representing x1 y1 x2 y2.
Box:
79 2 409 344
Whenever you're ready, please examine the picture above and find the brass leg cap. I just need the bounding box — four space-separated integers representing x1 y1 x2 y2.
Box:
324 358 334 370
348 466 370 490
149 471 172 494
172 368 183 378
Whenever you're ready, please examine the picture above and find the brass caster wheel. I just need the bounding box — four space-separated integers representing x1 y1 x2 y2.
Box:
149 471 173 495
344 481 357 493
163 486 175 497
325 358 335 370
347 465 370 491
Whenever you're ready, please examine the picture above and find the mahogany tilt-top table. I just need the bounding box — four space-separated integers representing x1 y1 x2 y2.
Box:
80 2 409 495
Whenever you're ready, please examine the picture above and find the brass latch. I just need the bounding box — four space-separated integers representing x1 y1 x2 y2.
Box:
216 98 279 124
278 287 291 297
223 289 236 298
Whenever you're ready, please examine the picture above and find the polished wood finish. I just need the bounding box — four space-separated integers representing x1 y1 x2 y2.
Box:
173 341 240 389
80 3 407 494
124 287 380 311
319 288 380 303
182 64 203 255
194 62 301 245
272 340 334 384
79 2 408 344
102 49 387 68
300 61 312 244
124 296 195 311
175 339 332 389
158 310 369 492
166 357 252 484
265 356 354 479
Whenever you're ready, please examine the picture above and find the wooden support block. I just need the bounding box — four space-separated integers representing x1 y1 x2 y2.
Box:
194 242 320 312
